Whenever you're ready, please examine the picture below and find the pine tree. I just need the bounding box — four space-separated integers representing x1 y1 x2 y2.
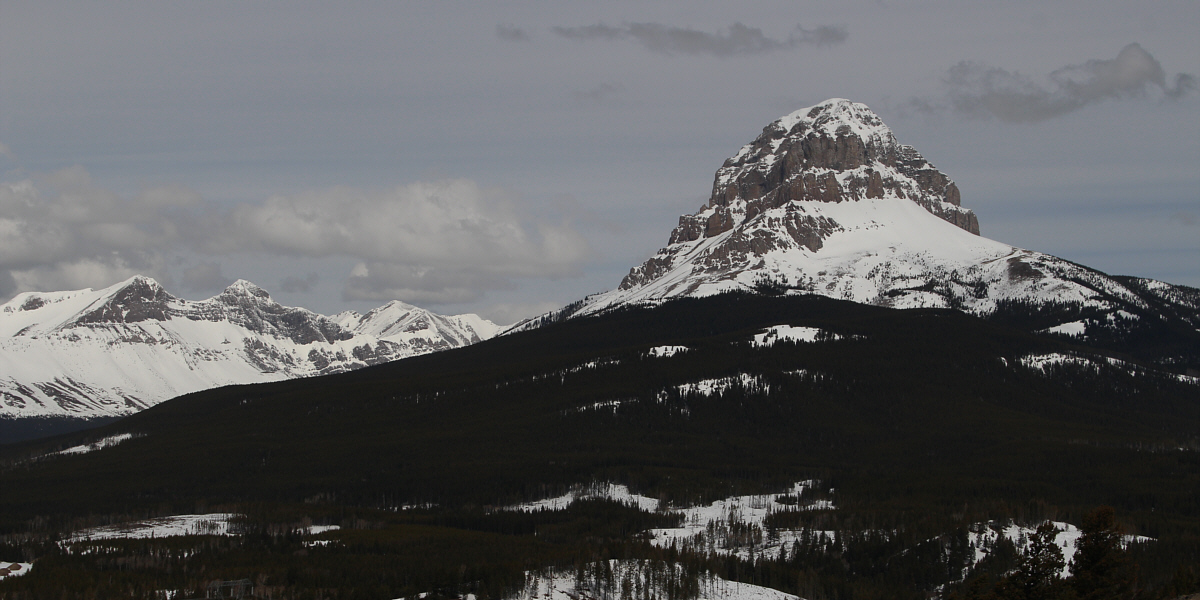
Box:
994 522 1071 600
1069 506 1134 600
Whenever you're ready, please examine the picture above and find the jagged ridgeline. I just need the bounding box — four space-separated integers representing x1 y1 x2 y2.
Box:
0 99 1198 598
0 276 500 439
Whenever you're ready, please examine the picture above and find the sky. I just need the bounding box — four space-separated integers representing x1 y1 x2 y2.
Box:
0 1 1196 325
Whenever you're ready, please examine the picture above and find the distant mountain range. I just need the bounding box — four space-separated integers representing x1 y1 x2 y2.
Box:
0 276 499 420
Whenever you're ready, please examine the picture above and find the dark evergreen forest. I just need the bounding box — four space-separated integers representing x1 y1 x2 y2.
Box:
1 293 1197 599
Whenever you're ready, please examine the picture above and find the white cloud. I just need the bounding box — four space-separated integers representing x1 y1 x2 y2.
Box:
0 167 195 294
0 169 589 305
203 179 590 302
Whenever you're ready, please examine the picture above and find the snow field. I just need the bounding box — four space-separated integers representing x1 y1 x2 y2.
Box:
504 481 836 562
510 559 800 600
65 513 241 543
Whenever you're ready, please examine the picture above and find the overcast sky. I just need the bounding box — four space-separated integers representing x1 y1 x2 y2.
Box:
1 1 1196 324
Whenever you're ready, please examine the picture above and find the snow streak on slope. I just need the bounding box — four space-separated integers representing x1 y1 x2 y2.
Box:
1018 352 1199 384
0 277 499 418
48 433 138 457
504 482 660 513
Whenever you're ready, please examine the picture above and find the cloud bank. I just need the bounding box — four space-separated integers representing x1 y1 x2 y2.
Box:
551 22 846 57
941 43 1195 123
0 167 197 297
0 170 589 305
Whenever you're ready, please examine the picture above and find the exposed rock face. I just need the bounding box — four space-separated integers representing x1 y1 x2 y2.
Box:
72 276 173 324
618 99 978 292
704 100 977 237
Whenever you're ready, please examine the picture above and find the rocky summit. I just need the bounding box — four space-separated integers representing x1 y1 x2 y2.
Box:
516 99 1199 352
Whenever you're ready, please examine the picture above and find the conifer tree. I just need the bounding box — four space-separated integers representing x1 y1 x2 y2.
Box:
1069 506 1133 600
994 522 1070 600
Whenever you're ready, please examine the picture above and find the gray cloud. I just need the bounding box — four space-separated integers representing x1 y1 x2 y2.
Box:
181 262 232 293
0 169 589 305
496 24 530 42
280 272 320 293
0 167 196 293
0 142 14 160
551 22 846 57
573 82 624 103
941 43 1195 123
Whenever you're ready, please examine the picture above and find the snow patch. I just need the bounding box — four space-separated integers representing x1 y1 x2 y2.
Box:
0 562 32 581
504 483 660 513
48 433 139 457
1018 353 1097 372
670 374 769 398
751 325 837 348
505 481 835 562
574 399 631 414
1043 321 1086 337
959 521 1153 580
1018 353 1199 385
646 345 688 358
65 514 240 542
645 481 835 560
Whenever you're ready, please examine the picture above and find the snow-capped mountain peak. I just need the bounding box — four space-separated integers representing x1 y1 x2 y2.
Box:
0 279 500 419
219 279 271 301
508 99 1198 340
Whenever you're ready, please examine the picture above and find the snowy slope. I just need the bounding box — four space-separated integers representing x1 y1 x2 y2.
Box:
0 277 499 419
509 99 1199 338
511 560 801 600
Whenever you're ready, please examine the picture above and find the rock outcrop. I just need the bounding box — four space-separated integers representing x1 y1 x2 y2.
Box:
616 99 979 293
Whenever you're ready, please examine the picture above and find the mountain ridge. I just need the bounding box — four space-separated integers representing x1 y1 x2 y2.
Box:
0 276 500 421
